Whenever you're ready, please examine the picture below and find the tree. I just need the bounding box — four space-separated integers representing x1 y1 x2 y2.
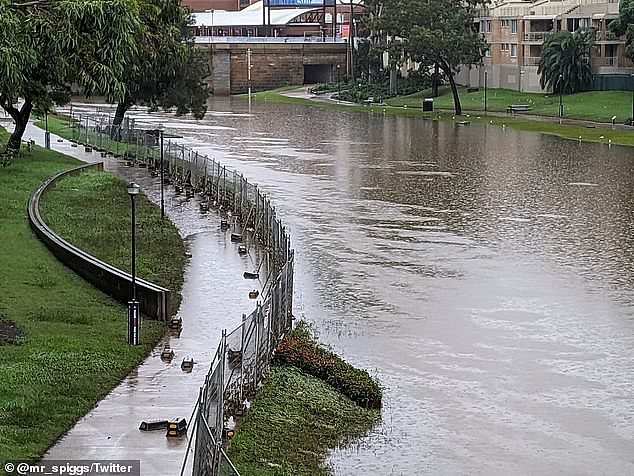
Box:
538 28 595 94
609 0 634 63
366 0 489 115
0 0 141 152
111 0 210 131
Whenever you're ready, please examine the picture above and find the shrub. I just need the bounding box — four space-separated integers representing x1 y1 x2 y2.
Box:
274 323 382 409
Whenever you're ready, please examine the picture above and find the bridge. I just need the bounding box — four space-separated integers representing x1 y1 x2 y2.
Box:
195 37 349 95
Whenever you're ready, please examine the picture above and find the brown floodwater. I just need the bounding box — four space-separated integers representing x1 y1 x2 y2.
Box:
68 99 634 475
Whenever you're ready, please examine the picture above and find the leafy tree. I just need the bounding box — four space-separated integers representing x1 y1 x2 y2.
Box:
0 0 140 152
609 0 634 63
111 0 210 130
366 0 489 115
538 28 595 93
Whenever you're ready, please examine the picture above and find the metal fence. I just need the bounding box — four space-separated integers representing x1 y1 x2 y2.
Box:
69 113 295 476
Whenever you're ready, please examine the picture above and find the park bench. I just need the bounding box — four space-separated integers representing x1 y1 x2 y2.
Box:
507 104 532 114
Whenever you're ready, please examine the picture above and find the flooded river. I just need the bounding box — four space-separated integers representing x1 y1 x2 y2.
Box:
76 99 633 475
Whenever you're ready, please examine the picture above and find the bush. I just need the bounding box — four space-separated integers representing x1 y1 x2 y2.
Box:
274 323 382 409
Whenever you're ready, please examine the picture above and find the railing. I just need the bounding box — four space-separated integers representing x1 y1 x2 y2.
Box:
594 56 619 67
68 113 295 476
595 30 622 42
194 35 347 44
523 56 541 66
523 31 552 42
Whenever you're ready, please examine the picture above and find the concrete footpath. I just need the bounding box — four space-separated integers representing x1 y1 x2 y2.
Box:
2 119 257 475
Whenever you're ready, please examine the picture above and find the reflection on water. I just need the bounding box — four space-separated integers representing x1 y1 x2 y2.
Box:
70 99 634 475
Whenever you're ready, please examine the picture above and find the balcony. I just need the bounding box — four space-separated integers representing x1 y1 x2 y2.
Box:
595 31 624 43
523 57 541 66
523 31 552 43
593 56 618 67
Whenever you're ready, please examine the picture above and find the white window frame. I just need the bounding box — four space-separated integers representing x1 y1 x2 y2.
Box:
510 43 518 57
511 19 518 34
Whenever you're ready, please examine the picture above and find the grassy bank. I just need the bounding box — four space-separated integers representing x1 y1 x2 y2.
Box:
0 127 184 463
227 366 380 475
246 87 634 148
227 324 381 475
39 170 186 315
387 86 634 123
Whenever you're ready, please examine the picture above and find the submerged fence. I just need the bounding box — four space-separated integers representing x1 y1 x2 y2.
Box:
69 113 295 475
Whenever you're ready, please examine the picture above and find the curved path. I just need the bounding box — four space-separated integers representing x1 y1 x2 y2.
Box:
1 119 257 475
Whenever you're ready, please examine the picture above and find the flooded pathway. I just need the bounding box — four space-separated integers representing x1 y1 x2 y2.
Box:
14 121 257 474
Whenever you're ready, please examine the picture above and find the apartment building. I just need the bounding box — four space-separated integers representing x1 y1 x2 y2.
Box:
457 0 634 92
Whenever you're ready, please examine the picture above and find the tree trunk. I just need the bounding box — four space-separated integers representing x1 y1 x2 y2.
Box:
110 101 130 139
442 64 462 116
432 63 440 97
389 67 397 95
3 101 33 153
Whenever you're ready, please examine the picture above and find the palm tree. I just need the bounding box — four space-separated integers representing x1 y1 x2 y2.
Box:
538 28 595 93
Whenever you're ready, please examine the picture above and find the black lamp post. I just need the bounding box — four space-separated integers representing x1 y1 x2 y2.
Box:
630 73 634 124
157 124 165 220
127 182 140 346
484 69 488 114
44 110 50 149
558 73 564 119
337 64 341 102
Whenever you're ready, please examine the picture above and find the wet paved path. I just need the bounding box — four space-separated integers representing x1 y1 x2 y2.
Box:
2 119 256 474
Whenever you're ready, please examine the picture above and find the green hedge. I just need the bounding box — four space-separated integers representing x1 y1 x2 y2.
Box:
273 324 382 409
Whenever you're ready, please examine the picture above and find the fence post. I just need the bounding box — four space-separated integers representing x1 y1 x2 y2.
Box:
239 314 246 404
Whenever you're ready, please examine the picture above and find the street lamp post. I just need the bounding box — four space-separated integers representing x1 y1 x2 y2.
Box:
484 69 488 114
157 124 165 219
127 182 141 346
337 64 341 102
44 110 50 149
630 73 634 124
558 73 564 120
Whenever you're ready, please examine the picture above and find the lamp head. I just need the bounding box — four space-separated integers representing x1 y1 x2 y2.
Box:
127 182 140 196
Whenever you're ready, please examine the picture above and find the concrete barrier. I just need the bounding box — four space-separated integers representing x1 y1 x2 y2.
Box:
28 163 170 321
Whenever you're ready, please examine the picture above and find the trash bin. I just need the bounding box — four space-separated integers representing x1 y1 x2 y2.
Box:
422 98 434 112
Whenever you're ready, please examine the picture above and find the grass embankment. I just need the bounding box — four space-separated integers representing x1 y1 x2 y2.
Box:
246 86 634 147
228 324 381 475
0 127 185 464
39 170 186 315
387 86 634 123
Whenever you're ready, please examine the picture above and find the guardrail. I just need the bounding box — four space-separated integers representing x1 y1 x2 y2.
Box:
28 162 170 321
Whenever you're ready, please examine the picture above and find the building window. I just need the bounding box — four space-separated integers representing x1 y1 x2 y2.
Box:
511 20 518 34
510 44 518 57
501 43 509 52
485 48 491 57
501 19 509 28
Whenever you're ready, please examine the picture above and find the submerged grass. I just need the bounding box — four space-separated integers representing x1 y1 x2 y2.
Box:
0 127 183 464
244 86 634 148
227 323 381 475
227 365 380 476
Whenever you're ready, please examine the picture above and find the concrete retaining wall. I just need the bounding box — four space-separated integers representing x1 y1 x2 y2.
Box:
28 163 170 321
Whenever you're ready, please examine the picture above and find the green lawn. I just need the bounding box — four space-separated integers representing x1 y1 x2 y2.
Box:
0 127 184 464
387 86 634 123
246 86 634 147
227 365 380 476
